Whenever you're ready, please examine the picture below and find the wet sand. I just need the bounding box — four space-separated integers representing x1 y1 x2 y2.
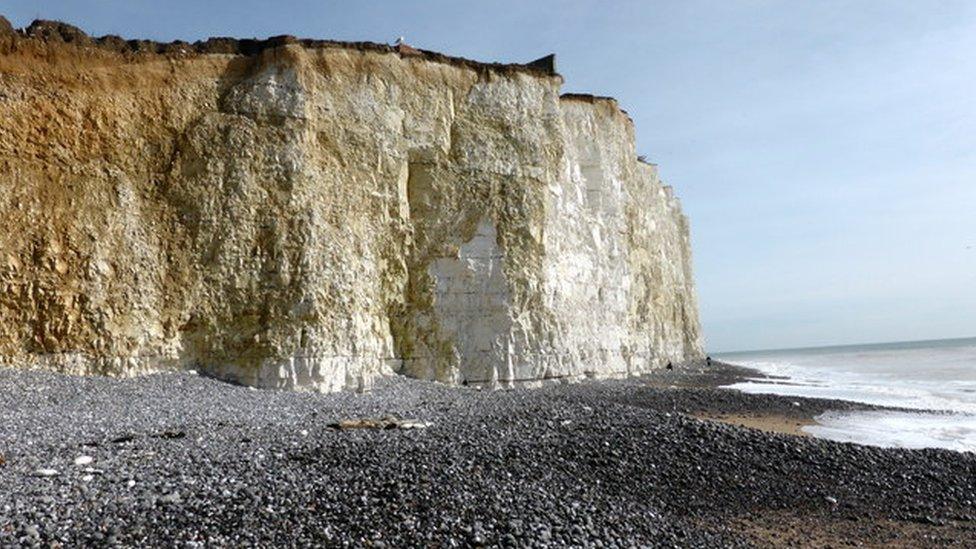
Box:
694 412 814 437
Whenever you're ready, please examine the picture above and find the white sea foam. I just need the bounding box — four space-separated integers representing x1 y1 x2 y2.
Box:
717 337 976 452
806 410 976 453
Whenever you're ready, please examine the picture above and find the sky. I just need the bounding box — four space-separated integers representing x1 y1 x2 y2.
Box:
5 1 975 352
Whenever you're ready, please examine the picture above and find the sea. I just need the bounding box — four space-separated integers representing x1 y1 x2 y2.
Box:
716 337 976 452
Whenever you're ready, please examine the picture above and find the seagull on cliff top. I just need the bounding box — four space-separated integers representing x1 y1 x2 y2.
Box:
394 36 405 46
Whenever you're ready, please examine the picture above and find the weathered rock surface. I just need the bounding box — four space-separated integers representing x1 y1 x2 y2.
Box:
0 19 703 391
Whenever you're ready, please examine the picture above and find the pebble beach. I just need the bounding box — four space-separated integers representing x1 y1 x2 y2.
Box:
1 362 974 547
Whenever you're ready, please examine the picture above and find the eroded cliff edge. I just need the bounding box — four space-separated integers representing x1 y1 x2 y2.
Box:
0 19 703 391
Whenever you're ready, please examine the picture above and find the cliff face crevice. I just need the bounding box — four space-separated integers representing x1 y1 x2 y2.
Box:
0 20 703 391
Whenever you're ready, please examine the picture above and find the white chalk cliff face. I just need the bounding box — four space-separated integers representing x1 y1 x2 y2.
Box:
0 28 703 391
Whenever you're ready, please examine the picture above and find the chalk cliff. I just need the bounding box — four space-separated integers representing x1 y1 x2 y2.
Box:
0 19 703 391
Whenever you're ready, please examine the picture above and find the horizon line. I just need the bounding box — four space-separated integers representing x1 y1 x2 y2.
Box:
713 334 976 356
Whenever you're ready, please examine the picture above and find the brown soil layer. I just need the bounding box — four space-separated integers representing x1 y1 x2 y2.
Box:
0 15 559 78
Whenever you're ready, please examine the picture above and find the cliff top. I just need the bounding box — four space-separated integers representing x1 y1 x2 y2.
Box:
0 16 560 79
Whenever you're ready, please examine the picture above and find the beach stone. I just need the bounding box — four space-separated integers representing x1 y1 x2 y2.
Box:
158 493 182 505
396 419 431 429
0 364 974 546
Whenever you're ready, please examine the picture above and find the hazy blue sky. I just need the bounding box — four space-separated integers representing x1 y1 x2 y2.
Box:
6 1 975 352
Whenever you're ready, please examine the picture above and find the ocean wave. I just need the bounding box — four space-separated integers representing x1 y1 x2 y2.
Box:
719 340 976 449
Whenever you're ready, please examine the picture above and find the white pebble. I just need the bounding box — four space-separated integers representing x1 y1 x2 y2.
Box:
159 492 182 504
398 420 431 429
34 468 59 477
74 455 93 466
